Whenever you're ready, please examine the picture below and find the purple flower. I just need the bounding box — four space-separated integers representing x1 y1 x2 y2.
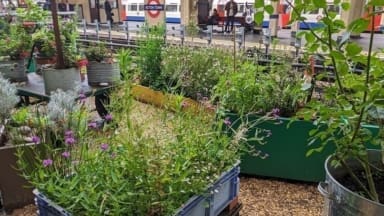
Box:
223 117 231 126
65 137 76 145
104 114 113 122
32 136 40 144
88 121 97 129
64 130 74 138
100 143 109 151
61 151 70 158
271 108 280 117
79 93 86 100
42 159 53 167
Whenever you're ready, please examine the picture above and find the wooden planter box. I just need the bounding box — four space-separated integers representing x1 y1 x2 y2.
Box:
131 84 214 114
225 113 379 182
0 144 34 211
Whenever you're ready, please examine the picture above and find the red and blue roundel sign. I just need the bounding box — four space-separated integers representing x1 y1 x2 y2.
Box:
144 0 164 19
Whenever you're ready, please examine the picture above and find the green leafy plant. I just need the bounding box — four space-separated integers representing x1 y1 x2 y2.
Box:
255 0 384 203
83 42 113 62
16 0 49 23
185 20 199 42
32 26 56 58
59 17 80 68
0 24 32 60
136 24 165 90
160 46 234 100
213 59 308 117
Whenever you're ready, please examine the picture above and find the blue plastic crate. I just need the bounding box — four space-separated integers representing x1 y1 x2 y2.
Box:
174 162 240 216
33 162 240 216
33 189 71 216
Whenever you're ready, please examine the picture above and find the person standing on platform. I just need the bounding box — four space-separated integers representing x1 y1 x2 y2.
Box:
224 0 238 33
104 0 113 25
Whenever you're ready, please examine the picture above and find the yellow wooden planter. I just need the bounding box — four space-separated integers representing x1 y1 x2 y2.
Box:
131 85 215 115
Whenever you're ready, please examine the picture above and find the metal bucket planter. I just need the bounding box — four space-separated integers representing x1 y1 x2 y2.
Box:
33 163 240 216
318 150 384 216
43 67 81 95
86 61 120 87
0 59 28 82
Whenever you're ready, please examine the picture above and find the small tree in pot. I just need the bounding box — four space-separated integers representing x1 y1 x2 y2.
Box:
42 2 82 95
0 24 31 82
255 0 384 214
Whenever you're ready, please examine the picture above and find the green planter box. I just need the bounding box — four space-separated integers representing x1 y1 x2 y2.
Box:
226 114 379 182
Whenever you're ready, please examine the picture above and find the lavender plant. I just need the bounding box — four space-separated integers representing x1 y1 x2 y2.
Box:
0 75 19 145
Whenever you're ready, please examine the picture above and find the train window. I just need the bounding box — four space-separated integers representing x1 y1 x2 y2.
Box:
327 5 340 14
128 4 137 11
239 4 244 13
166 4 178 12
139 3 144 11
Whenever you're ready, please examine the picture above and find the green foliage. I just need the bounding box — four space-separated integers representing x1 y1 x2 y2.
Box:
117 48 134 80
83 42 113 62
16 0 49 23
160 46 234 100
267 0 384 202
32 26 56 58
136 25 165 89
0 24 31 59
60 17 80 68
213 60 308 117
185 20 199 41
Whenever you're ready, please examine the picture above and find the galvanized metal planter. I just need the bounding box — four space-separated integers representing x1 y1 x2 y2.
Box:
319 150 384 216
86 61 120 87
0 59 28 82
43 67 81 95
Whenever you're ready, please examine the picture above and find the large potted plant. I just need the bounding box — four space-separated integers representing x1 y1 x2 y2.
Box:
32 26 56 65
212 54 322 181
42 8 82 95
0 23 31 82
84 42 120 87
257 0 384 214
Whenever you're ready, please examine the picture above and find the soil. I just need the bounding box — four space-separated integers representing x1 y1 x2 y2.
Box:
338 169 384 203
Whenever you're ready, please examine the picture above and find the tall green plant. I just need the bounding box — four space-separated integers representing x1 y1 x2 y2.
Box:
256 0 384 202
137 24 165 90
160 46 234 99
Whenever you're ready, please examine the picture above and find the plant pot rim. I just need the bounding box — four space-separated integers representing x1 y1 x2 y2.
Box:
324 149 384 207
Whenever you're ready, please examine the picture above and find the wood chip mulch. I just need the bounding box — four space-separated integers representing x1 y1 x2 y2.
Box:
239 177 324 216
